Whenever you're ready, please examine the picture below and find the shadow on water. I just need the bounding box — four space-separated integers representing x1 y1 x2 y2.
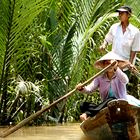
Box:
0 123 95 140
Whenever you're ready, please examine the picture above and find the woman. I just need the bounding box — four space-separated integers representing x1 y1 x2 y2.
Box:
76 51 129 121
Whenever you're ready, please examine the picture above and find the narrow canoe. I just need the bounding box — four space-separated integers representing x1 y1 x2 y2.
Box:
80 99 140 140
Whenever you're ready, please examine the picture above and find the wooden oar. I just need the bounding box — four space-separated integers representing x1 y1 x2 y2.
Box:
0 60 116 138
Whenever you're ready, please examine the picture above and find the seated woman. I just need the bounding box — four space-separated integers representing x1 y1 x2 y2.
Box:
76 51 129 121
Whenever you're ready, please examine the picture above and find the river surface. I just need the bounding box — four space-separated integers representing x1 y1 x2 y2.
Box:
0 123 88 140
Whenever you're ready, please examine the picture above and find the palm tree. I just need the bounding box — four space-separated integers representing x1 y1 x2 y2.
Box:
0 0 54 125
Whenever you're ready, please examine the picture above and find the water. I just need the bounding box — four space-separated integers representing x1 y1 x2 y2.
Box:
0 123 86 140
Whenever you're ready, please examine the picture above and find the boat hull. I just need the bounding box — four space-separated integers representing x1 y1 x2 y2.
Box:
80 99 140 140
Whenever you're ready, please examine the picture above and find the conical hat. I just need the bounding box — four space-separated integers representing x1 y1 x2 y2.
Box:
94 51 127 69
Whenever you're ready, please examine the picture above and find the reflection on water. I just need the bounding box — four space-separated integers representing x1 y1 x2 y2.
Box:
0 123 90 140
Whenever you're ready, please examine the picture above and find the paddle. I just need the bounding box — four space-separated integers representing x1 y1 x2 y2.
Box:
0 60 117 138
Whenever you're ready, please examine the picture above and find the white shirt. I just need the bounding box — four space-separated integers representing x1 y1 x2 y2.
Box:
105 23 140 64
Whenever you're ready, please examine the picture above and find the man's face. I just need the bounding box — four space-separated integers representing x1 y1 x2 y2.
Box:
118 12 130 22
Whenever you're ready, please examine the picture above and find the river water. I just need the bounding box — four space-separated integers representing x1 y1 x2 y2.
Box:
0 123 88 140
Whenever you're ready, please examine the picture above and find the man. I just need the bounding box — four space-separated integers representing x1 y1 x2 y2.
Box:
100 5 140 66
100 5 140 97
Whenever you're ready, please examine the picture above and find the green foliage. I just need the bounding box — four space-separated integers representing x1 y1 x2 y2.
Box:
125 0 140 18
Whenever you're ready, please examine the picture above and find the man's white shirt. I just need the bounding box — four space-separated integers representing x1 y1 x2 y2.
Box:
105 22 140 64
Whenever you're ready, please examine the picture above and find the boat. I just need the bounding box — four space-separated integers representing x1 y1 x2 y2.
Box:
80 99 140 140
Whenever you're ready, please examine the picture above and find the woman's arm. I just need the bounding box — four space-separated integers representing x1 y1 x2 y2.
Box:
115 67 129 84
76 78 99 94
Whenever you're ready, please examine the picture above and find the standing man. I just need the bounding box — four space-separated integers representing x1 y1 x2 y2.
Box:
100 5 140 98
100 5 140 66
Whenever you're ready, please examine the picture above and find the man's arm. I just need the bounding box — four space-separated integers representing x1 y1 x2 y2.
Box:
129 51 136 64
100 25 114 51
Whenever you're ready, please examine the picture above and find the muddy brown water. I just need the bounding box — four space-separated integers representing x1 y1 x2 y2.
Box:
0 123 91 140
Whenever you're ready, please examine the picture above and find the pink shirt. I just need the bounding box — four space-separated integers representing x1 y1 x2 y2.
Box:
83 68 128 101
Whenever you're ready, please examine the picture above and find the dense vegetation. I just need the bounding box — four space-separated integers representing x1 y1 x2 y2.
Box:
0 0 140 126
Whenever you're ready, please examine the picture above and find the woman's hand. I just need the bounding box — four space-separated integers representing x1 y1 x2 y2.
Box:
75 83 84 91
109 60 118 72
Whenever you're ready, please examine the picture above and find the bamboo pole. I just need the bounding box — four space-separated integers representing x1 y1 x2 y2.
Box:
0 61 116 138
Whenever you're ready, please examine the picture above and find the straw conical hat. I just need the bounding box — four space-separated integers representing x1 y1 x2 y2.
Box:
94 51 128 69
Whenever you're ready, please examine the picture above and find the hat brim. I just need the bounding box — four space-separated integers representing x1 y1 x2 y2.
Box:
94 51 128 69
116 9 131 14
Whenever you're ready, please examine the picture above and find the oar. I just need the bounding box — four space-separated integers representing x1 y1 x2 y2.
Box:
0 60 116 138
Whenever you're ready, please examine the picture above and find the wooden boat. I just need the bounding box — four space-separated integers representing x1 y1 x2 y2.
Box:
80 99 140 140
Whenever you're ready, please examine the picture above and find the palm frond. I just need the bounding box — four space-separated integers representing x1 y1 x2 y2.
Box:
0 0 54 124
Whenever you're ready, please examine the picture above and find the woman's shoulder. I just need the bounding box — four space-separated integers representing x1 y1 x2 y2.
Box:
96 74 106 79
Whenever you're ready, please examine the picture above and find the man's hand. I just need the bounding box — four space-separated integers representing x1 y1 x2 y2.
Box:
100 40 108 52
99 44 106 52
117 60 130 70
128 63 138 72
118 60 138 72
